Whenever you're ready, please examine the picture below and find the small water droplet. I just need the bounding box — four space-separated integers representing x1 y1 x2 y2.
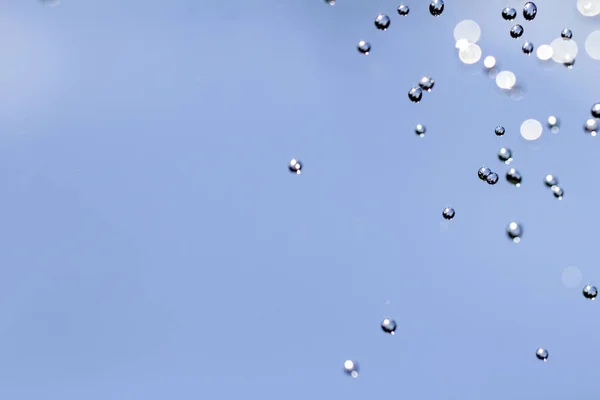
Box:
324 0 336 5
551 185 564 200
506 168 522 186
561 28 573 39
583 284 598 300
478 166 492 180
374 14 391 30
591 103 600 118
408 87 423 103
498 148 513 164
584 118 599 136
429 0 444 16
536 348 549 361
495 126 505 136
415 124 426 137
523 2 538 21
544 174 558 187
397 4 410 15
510 25 524 39
418 76 435 91
288 158 302 175
343 360 359 378
442 207 455 220
507 222 523 242
522 41 534 54
547 116 560 133
486 172 499 185
501 7 517 20
381 318 397 334
564 59 576 69
357 40 371 55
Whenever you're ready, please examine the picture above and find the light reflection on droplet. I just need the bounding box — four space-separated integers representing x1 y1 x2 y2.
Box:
520 119 543 141
584 30 600 60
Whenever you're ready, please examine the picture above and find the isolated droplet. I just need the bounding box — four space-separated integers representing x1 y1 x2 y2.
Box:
591 103 600 118
381 318 397 334
429 0 444 16
522 41 534 55
498 148 513 164
510 25 524 39
454 20 481 44
561 29 573 39
502 7 517 20
507 222 523 242
343 360 359 378
418 76 435 91
551 38 578 63
415 124 426 137
495 126 505 136
551 185 564 199
583 284 598 300
506 168 522 186
374 14 391 30
478 166 492 180
544 174 558 187
458 43 482 64
520 118 543 141
408 87 423 103
397 4 410 15
442 207 455 220
523 2 538 20
486 172 499 185
536 44 554 60
584 30 600 60
577 0 600 17
289 158 302 174
547 116 560 133
357 40 371 55
536 348 549 361
584 118 599 136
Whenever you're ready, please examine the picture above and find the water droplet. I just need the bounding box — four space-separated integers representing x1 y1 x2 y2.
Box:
484 56 497 69
418 76 435 91
343 360 359 378
577 0 600 17
502 7 517 20
510 25 524 39
495 126 505 136
496 71 517 89
585 30 600 60
506 168 522 186
536 44 554 60
357 40 371 55
561 28 573 39
486 172 499 185
544 174 558 187
536 348 549 361
374 14 391 30
507 222 523 242
591 103 600 118
324 0 336 5
583 284 598 299
520 118 543 141
547 116 560 133
397 4 410 15
408 87 423 103
478 166 492 180
415 124 426 137
523 2 537 20
289 158 302 175
381 318 397 334
584 118 599 136
564 59 576 69
429 0 444 16
453 20 481 44
442 207 455 220
458 43 482 64
498 147 513 164
522 41 534 54
551 185 564 200
550 38 578 64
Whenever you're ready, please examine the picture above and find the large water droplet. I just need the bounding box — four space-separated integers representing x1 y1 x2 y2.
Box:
495 126 505 136
522 41 534 55
357 40 371 55
418 76 435 91
536 348 549 361
506 168 522 186
561 28 573 39
551 185 564 200
544 174 558 187
429 0 444 16
584 118 599 136
381 318 397 334
478 166 492 180
507 222 523 242
510 25 524 39
408 87 423 103
289 158 302 175
415 124 426 137
591 103 600 118
442 207 455 220
501 7 517 20
343 360 359 378
523 2 538 21
374 14 391 30
583 284 598 300
397 4 410 15
498 148 513 164
486 172 499 185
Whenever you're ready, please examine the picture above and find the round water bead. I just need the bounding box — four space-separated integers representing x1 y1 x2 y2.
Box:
592 103 600 118
478 166 492 180
547 116 560 133
584 118 599 136
381 318 397 334
415 124 426 137
536 348 549 361
510 25 524 39
506 168 522 186
343 360 359 378
544 174 558 187
522 41 534 54
397 4 410 15
502 7 517 20
583 284 598 299
442 207 455 220
507 222 523 242
551 185 564 199
429 0 444 16
495 126 505 136
419 76 435 91
523 2 538 20
289 158 302 174
486 172 499 185
408 87 423 103
375 14 391 30
561 28 573 39
498 147 513 164
357 40 371 55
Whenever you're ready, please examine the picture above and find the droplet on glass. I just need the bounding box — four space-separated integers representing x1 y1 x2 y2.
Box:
544 174 558 187
561 28 573 39
564 59 576 69
442 207 455 220
536 348 549 361
584 118 599 136
510 25 524 39
397 4 410 15
381 318 397 334
408 87 423 103
551 185 564 200
591 103 600 118
289 158 302 175
583 284 598 300
495 126 505 136
357 40 371 55
506 168 522 186
478 166 492 181
523 2 538 20
522 41 534 54
429 0 444 16
486 172 499 185
498 147 513 164
418 76 435 91
507 222 523 242
502 7 517 20
547 116 560 133
374 14 391 30
415 124 426 137
343 360 359 378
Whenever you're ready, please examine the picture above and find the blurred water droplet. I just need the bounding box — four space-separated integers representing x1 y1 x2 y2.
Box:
544 174 558 187
536 348 549 361
496 71 517 89
583 284 598 300
522 41 534 55
551 185 564 199
374 14 391 30
357 40 371 55
498 148 513 164
429 0 444 16
408 87 423 103
591 103 600 118
510 25 524 39
343 360 359 378
520 119 543 141
523 2 537 21
536 44 553 60
454 20 481 43
418 76 435 91
502 7 517 20
562 266 583 288
577 0 600 17
584 118 599 136
507 222 523 242
397 4 410 15
584 30 600 60
478 166 492 180
415 124 426 137
289 159 302 175
484 56 497 69
551 38 578 63
495 126 505 136
381 318 397 334
442 207 455 220
486 172 499 185
547 116 560 133
506 168 522 186
459 43 482 64
561 29 573 39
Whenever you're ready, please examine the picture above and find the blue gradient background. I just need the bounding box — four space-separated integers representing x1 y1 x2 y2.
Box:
0 0 599 398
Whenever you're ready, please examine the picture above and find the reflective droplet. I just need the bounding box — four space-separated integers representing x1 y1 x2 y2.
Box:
523 2 537 21
397 4 410 15
429 0 444 16
289 158 302 175
502 7 517 20
551 185 564 200
584 118 599 136
522 41 534 55
374 14 391 30
561 28 573 39
507 222 523 242
495 126 505 136
408 87 423 103
498 147 513 164
343 360 359 378
442 207 455 220
544 174 558 187
415 124 426 137
547 116 560 133
550 38 578 63
496 70 517 89
381 318 397 334
506 168 522 186
536 348 549 361
510 25 524 39
584 30 600 60
583 284 598 300
520 118 543 141
564 59 576 69
453 20 481 44
591 103 600 118
486 172 499 185
418 76 435 91
577 0 600 17
478 166 492 180
357 40 371 55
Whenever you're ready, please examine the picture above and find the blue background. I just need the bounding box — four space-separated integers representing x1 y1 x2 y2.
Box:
0 0 599 398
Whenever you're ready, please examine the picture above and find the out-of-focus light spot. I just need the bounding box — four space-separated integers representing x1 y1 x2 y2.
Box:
520 118 543 141
585 30 600 60
455 38 469 51
562 266 583 288
458 43 482 64
496 70 516 89
483 56 496 68
551 38 578 63
453 20 482 44
536 44 553 60
577 0 600 16
510 87 524 101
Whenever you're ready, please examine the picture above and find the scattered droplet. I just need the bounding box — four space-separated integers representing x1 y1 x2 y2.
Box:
584 118 599 136
343 360 359 378
357 40 371 55
289 158 302 175
522 41 534 55
520 119 543 141
374 14 391 30
486 172 499 185
510 25 524 39
397 4 410 15
561 28 573 39
544 174 558 187
523 2 538 21
502 7 517 20
381 318 397 334
495 126 505 136
547 116 560 133
453 20 481 44
507 222 523 242
506 168 522 186
442 207 455 220
591 103 600 118
564 59 576 69
415 124 426 137
577 0 600 17
418 76 435 91
551 185 564 200
536 348 549 361
583 284 598 300
429 0 444 16
498 147 513 164
408 87 423 103
478 166 492 181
